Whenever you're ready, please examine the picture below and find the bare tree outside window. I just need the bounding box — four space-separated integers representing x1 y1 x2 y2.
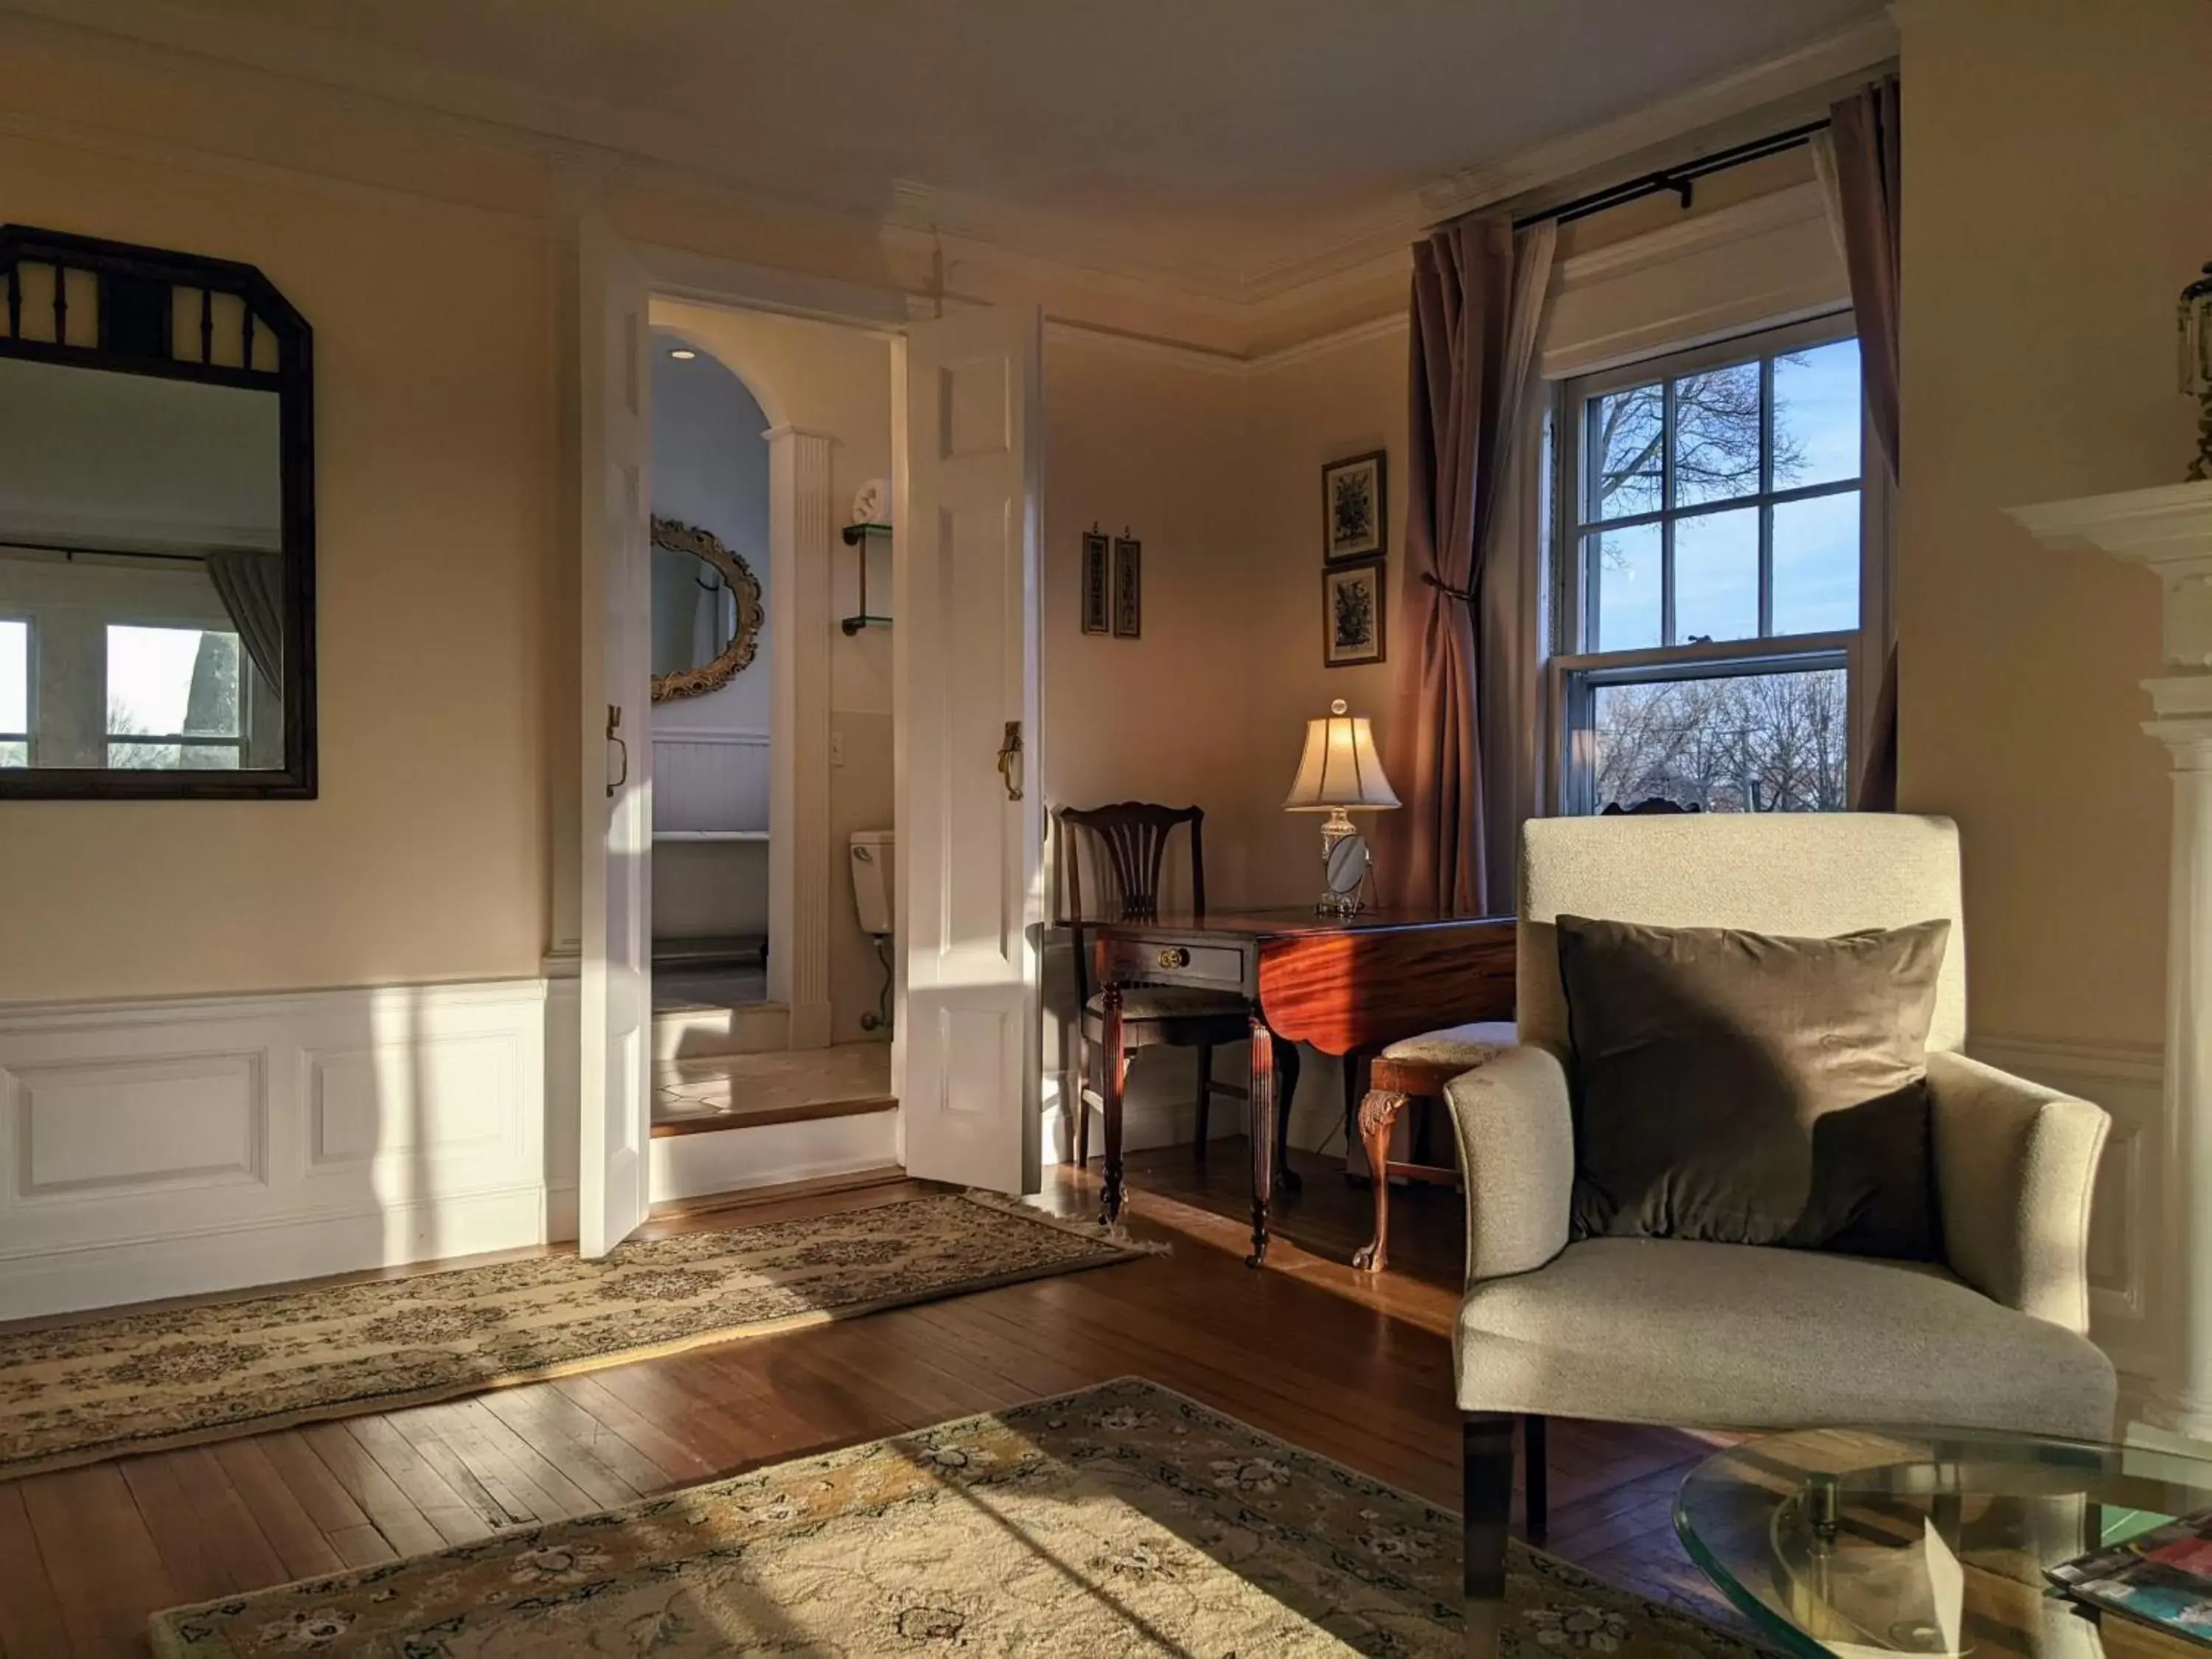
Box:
1591 669 1848 813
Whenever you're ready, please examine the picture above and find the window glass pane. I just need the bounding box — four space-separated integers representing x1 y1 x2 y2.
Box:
0 618 25 736
1773 338 1862 488
1773 491 1862 635
1590 666 1850 813
1671 360 1766 508
1674 507 1759 644
106 625 243 770
1588 524 1660 652
1588 383 1662 519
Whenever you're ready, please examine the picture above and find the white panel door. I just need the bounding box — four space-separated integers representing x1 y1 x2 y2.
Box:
577 213 655 1257
897 305 1043 1194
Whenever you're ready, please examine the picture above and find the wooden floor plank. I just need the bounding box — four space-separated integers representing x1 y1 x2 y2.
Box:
0 1480 74 1659
118 1453 234 1604
300 1421 450 1557
545 1372 722 1487
341 1415 498 1547
210 1439 347 1582
477 1382 669 1500
20 1462 176 1658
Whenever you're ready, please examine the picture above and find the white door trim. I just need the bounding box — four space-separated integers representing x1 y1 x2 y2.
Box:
766 423 836 1049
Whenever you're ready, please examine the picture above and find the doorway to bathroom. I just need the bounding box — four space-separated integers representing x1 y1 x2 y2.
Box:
647 329 773 1031
639 296 902 1202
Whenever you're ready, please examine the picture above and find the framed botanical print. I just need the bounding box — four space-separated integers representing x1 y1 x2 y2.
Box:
1113 533 1142 639
1321 448 1387 563
1080 529 1111 634
1323 557 1386 667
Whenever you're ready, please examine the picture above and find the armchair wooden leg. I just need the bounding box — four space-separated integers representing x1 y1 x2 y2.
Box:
1194 1043 1213 1154
1523 1414 1548 1545
1351 1088 1408 1273
1074 1023 1092 1171
1464 1410 1516 1656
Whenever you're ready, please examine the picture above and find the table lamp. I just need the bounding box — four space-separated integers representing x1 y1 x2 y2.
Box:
1283 698 1399 916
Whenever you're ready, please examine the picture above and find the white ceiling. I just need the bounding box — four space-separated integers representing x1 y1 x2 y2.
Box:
9 0 1891 296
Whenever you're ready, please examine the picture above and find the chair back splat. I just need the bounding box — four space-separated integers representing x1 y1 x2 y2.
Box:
1057 802 1206 925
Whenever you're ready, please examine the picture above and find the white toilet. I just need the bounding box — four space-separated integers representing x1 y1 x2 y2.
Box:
849 830 895 937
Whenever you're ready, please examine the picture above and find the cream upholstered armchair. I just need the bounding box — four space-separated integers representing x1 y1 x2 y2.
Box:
1452 814 2115 1613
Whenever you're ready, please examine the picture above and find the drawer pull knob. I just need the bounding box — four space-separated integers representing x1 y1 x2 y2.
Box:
1158 947 1191 970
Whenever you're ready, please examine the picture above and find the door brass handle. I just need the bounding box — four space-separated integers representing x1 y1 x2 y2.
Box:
1157 947 1191 970
996 720 1023 801
605 703 627 799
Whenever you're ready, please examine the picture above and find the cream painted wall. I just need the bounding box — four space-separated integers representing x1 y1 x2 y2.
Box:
647 301 894 1044
1895 0 2212 1049
0 128 554 1002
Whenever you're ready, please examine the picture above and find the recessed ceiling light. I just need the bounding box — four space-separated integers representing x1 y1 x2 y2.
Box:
668 347 698 361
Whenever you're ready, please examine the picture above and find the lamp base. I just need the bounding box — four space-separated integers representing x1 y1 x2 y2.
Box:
1314 807 1374 917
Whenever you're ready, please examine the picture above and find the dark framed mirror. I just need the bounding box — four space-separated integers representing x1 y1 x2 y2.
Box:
0 225 315 798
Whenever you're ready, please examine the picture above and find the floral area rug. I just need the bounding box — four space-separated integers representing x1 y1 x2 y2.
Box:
150 1377 1768 1658
0 1192 1147 1479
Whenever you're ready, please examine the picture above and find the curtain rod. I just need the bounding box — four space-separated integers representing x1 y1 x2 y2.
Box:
1507 117 1830 233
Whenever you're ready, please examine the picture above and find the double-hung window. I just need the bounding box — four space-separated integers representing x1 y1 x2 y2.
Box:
1551 314 1866 814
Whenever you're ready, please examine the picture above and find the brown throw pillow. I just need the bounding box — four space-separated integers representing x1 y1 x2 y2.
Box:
1556 914 1951 1260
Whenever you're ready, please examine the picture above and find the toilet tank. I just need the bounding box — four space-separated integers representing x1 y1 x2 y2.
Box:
849 830 895 936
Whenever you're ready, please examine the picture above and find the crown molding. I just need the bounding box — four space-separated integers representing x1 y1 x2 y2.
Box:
1041 318 1251 377
1248 311 1410 375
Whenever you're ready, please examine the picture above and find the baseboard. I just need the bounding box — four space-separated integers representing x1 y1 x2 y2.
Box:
0 1181 551 1321
0 975 552 1320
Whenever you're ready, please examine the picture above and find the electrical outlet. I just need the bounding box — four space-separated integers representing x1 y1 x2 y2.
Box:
829 731 844 766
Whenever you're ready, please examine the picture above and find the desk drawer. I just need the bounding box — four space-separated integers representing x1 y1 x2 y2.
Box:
1101 937 1248 992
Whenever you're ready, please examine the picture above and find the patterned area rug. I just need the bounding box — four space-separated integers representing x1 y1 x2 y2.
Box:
150 1377 1763 1658
0 1193 1145 1480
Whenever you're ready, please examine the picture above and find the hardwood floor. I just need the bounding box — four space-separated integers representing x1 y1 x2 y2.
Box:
0 1143 1747 1657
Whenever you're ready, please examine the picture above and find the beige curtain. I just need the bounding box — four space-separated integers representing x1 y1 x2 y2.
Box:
1381 215 1555 915
1817 78 1902 811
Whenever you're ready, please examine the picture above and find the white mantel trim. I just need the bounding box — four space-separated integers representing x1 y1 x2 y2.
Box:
2009 481 2212 574
2013 479 2212 1436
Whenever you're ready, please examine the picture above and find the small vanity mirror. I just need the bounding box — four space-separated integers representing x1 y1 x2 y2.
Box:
0 225 314 797
1324 833 1369 896
650 517 762 702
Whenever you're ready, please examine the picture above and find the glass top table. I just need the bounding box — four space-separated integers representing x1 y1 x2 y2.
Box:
1675 1427 2212 1659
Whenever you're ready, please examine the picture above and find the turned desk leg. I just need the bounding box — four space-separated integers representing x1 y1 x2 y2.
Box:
1247 1012 1275 1267
1350 1088 1409 1273
1099 986 1127 1228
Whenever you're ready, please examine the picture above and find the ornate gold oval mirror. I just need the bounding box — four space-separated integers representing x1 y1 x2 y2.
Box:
650 516 762 703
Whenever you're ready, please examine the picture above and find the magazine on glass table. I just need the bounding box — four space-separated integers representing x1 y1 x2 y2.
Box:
2046 1507 2212 1648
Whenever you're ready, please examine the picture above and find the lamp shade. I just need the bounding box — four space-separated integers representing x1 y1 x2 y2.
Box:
1284 699 1399 812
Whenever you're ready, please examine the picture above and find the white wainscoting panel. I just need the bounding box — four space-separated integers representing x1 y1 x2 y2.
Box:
653 729 769 835
0 978 549 1321
1971 1034 2165 1385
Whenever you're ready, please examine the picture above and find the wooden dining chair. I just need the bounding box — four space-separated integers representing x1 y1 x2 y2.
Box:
1057 804 1281 1210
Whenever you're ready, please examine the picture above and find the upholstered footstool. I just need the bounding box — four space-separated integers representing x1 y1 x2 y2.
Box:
1351 1020 1515 1274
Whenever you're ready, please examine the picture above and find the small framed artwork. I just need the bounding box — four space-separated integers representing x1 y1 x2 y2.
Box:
1079 529 1111 635
1112 533 1142 639
1323 557 1387 667
1322 448 1387 563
